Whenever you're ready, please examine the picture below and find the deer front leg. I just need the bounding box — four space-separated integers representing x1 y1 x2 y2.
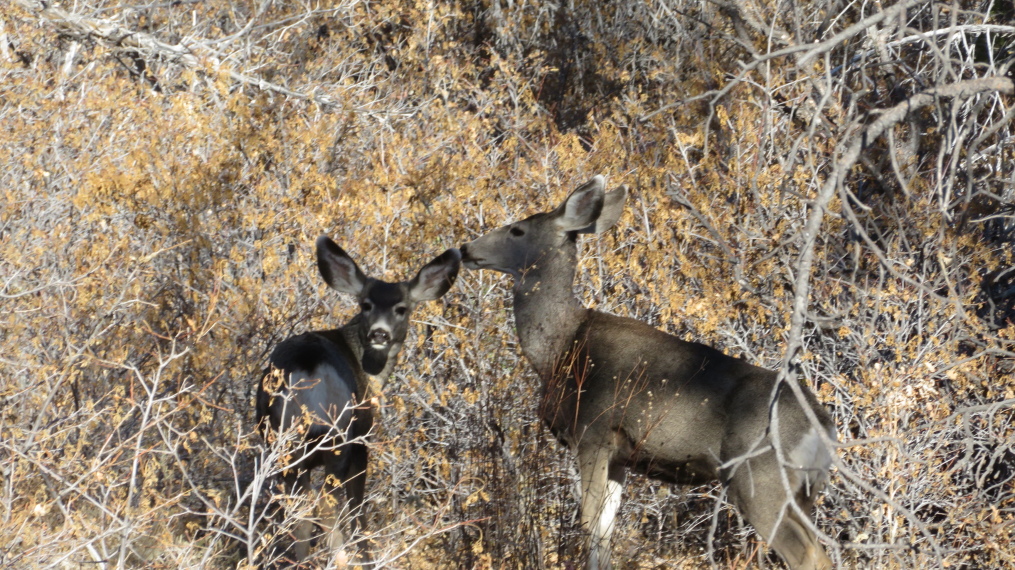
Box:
577 439 626 570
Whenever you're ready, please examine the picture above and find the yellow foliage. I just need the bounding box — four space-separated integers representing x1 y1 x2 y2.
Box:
1 0 1012 568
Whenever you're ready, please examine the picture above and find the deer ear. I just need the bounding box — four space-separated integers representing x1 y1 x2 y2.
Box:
317 236 367 295
591 185 627 234
408 248 461 302
554 175 605 233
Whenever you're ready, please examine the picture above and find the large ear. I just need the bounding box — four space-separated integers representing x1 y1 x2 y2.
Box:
591 185 627 234
316 236 367 295
553 175 606 233
408 248 462 302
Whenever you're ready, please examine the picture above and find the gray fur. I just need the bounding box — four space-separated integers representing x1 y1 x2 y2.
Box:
461 176 835 570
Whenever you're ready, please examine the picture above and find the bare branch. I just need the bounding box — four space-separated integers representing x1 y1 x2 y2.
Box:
12 0 359 111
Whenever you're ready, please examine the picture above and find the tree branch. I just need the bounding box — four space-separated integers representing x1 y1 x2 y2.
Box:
12 0 359 111
775 73 1012 563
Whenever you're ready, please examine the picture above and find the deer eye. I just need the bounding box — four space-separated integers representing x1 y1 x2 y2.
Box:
394 305 408 317
360 301 373 312
510 227 525 237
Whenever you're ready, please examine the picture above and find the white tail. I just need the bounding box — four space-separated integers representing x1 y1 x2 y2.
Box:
256 236 460 568
460 176 836 570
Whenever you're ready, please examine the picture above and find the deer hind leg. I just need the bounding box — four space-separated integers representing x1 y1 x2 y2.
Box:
577 438 626 570
329 442 371 568
764 508 832 570
727 452 832 570
318 445 361 568
265 469 314 568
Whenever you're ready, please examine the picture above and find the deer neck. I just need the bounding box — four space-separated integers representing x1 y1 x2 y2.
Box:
512 243 586 378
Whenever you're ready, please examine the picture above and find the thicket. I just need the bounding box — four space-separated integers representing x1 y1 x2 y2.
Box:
2 0 1013 568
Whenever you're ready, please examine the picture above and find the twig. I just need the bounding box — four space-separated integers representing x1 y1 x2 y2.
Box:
775 73 1013 565
12 0 362 112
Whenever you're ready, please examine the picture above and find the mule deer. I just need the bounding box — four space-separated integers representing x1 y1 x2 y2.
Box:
460 177 835 570
256 236 461 568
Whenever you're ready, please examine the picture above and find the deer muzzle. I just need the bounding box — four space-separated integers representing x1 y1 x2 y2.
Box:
368 328 391 348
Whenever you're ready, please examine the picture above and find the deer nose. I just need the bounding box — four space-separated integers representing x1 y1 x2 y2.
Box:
459 243 469 259
368 329 391 346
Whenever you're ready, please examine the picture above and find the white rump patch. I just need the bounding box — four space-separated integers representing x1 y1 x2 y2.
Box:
283 365 356 432
789 426 834 488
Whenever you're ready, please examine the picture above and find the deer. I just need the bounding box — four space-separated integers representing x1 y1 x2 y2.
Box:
459 176 836 570
256 236 461 568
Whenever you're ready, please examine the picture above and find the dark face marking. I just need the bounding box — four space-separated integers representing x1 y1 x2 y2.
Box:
363 281 404 307
354 280 414 375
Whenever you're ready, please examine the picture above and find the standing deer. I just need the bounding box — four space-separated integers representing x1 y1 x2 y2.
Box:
460 176 836 570
257 236 461 568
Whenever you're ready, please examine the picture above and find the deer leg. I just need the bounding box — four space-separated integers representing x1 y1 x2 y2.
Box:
577 439 625 570
342 443 372 568
727 453 832 570
265 469 313 568
290 470 315 564
319 449 353 568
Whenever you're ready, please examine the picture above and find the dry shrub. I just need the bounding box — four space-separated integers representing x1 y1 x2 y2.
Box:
2 0 1013 568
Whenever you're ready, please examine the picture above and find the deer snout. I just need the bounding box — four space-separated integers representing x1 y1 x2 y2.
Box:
368 328 391 347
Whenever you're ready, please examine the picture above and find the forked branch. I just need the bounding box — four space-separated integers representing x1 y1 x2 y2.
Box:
778 73 1013 562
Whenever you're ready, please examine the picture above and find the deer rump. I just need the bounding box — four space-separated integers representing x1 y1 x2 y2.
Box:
257 330 371 472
